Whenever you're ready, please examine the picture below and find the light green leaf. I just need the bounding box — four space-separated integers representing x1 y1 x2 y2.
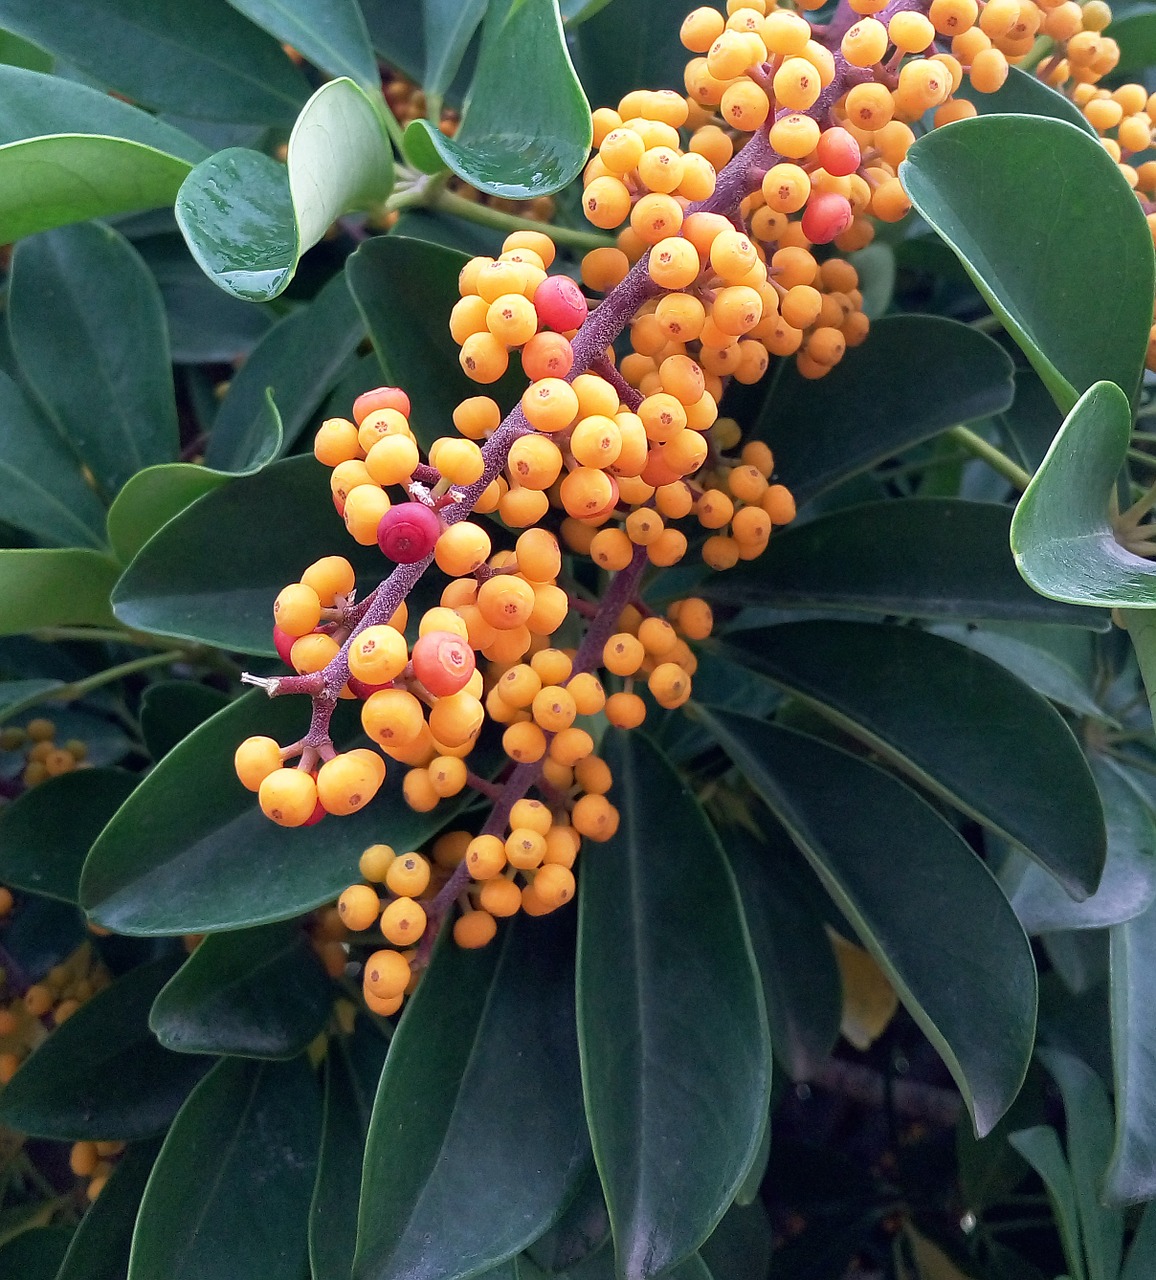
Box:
225 0 378 87
1110 10 1156 73
176 78 394 301
0 549 119 634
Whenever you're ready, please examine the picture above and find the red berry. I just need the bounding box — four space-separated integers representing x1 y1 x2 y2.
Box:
346 676 391 700
353 386 411 424
801 193 854 244
411 631 477 697
273 626 296 666
377 502 442 563
304 798 326 826
815 127 861 177
533 276 587 332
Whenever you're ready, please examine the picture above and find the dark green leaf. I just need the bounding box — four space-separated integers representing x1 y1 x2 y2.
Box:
755 317 1014 506
699 1200 772 1280
0 371 106 548
716 622 1105 899
139 681 230 761
0 549 119 634
1037 1048 1122 1280
129 1056 321 1280
571 0 693 117
1011 381 1156 607
0 0 310 123
0 65 206 160
0 678 64 723
407 0 591 198
355 910 589 1280
1108 889 1156 1203
1122 1201 1156 1280
309 1018 390 1280
577 731 771 1280
560 0 614 23
1109 11 1156 73
226 0 379 86
360 0 424 80
1001 370 1063 474
701 499 1107 628
958 66 1096 135
111 456 393 654
699 711 1036 1138
902 117 1155 411
0 1228 73 1280
0 958 210 1139
9 223 178 494
176 79 393 301
80 692 463 934
149 921 331 1058
56 1139 162 1280
422 0 486 103
206 272 364 469
0 768 137 903
1003 760 1156 933
524 1166 611 1274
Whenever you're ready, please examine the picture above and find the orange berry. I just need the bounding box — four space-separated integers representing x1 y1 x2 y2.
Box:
338 884 380 931
380 896 427 945
364 949 411 999
259 768 319 827
234 736 284 791
317 749 386 816
454 910 498 948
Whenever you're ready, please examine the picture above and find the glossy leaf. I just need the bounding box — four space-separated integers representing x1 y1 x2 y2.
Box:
56 1139 162 1280
0 0 309 123
9 222 178 494
717 621 1105 899
407 0 591 198
902 117 1155 411
139 681 230 761
0 371 106 548
754 317 1014 506
111 456 396 654
577 731 771 1280
700 711 1036 1138
310 1019 390 1280
422 0 486 104
1011 381 1156 607
0 768 137 903
129 1056 321 1280
0 958 210 1139
206 272 364 470
1003 760 1156 933
958 66 1096 135
225 0 378 86
702 498 1106 627
81 692 462 934
149 921 332 1058
0 550 119 634
177 79 393 301
1037 1048 1122 1280
355 909 589 1280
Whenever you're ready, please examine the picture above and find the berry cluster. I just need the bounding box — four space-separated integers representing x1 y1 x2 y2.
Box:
0 718 89 790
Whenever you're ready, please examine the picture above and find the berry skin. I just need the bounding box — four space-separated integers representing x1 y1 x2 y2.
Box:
235 736 283 791
380 896 427 945
815 127 862 177
317 749 386 816
454 910 498 948
301 556 356 607
802 193 854 244
363 948 411 999
353 387 411 424
259 768 319 827
273 583 322 638
534 275 588 331
467 835 507 880
359 844 397 881
385 851 431 897
348 626 409 685
411 631 477 697
338 884 380 931
377 502 442 563
479 877 522 917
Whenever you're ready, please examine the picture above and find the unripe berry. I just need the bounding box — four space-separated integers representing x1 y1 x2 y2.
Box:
348 625 410 685
235 736 283 791
411 630 477 697
479 877 522 917
338 884 380 931
454 910 498 949
273 583 322 638
380 897 427 945
259 768 318 827
301 556 356 607
377 502 442 563
317 749 386 816
363 948 411 999
385 851 431 897
534 864 576 909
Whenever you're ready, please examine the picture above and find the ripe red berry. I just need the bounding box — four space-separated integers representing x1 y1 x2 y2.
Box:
346 676 391 700
533 275 587 332
815 127 861 177
801 193 854 244
304 799 326 826
412 630 477 697
273 625 296 666
377 502 442 563
352 386 411 424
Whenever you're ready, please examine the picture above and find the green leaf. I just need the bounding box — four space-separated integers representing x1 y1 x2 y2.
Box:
958 66 1096 136
139 681 230 761
149 921 332 1058
1037 1048 1122 1280
577 731 771 1280
701 499 1106 628
0 549 119 634
0 678 64 724
902 117 1155 412
0 65 207 160
560 0 615 23
1011 381 1156 607
1122 1201 1156 1280
225 0 378 86
0 27 50 71
524 1166 611 1274
715 622 1105 899
1002 759 1156 933
0 958 210 1140
129 1056 321 1280
1109 11 1156 73
206 272 364 470
0 136 193 244
422 0 487 103
80 692 463 934
111 456 394 655
176 79 394 302
0 0 310 124
309 1019 389 1280
571 0 692 119
699 711 1036 1138
406 0 591 198
56 1139 162 1280
0 768 137 903
754 317 1015 506
0 1228 73 1280
700 1200 772 1280
0 371 106 548
355 910 589 1280
348 236 524 451
9 222 178 494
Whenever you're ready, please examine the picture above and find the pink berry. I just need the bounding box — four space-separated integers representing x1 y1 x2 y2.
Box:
801 193 854 244
533 276 587 332
273 626 296 666
815 128 861 178
352 386 411 424
411 631 476 697
377 502 442 563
